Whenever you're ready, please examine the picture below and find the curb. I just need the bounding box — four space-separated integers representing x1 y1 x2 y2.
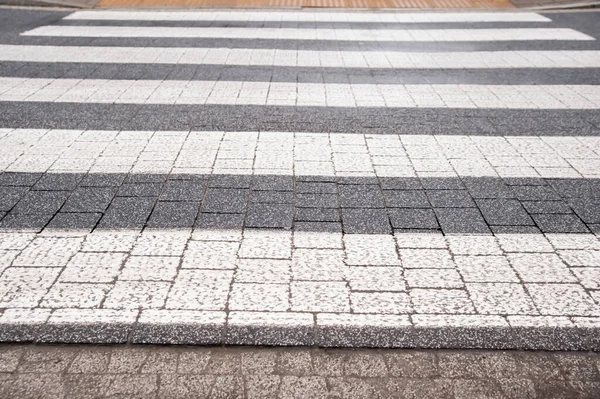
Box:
1 309 598 351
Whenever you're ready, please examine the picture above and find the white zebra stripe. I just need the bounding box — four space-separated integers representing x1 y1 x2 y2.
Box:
2 45 600 69
22 26 593 42
1 78 599 109
63 11 552 23
1 129 598 179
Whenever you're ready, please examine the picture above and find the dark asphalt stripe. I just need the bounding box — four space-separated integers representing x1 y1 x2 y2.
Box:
0 170 597 235
4 36 600 51
2 62 600 85
54 20 556 30
1 102 599 136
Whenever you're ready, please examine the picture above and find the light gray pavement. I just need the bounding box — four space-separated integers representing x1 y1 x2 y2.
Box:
0 8 600 350
1 344 600 398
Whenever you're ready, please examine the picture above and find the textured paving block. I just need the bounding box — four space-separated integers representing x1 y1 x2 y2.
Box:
132 310 225 344
38 309 138 344
226 312 314 346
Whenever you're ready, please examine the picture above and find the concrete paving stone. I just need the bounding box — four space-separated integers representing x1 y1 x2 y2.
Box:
251 190 294 204
455 256 520 283
293 230 343 249
252 175 294 191
395 232 446 249
345 234 399 266
230 283 290 311
183 240 239 269
0 172 42 187
236 258 291 283
572 268 600 289
496 233 554 253
158 374 215 398
61 187 116 213
339 184 384 208
79 173 126 187
447 235 502 255
0 346 21 372
384 351 438 378
346 266 406 292
132 230 190 256
546 234 600 250
117 182 163 197
477 199 535 226
166 270 232 311
33 173 84 191
427 189 476 208
511 185 563 201
239 230 292 259
532 214 590 233
68 349 111 374
558 249 600 267
133 310 225 345
227 312 314 346
522 200 573 214
39 308 138 344
569 198 600 224
0 186 29 211
14 236 83 267
295 193 338 208
0 212 53 232
120 256 179 281
161 180 206 201
97 197 155 228
435 208 491 234
351 292 412 314
316 313 412 348
11 190 68 214
405 268 464 288
526 284 600 316
147 201 199 228
81 230 138 252
467 283 538 315
247 203 294 229
508 253 577 283
388 208 439 229
296 182 336 193
291 281 350 312
410 289 475 314
292 249 345 281
400 249 454 269
341 208 391 233
103 281 171 309
202 188 248 213
383 190 429 208
295 207 340 222
41 283 110 309
46 212 101 230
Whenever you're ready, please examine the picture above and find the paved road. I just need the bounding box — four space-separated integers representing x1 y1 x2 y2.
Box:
0 344 599 398
0 8 599 350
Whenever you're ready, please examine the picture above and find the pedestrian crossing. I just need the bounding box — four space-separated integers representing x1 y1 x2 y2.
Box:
65 10 552 22
23 26 594 41
1 8 600 349
3 45 600 69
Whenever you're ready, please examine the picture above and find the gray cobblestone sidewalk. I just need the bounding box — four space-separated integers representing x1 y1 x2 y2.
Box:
0 344 599 398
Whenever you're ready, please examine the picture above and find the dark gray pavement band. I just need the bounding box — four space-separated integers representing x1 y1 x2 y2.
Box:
3 62 599 85
1 103 599 136
0 172 599 234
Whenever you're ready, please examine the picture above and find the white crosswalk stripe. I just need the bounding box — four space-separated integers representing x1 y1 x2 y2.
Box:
3 45 600 68
22 26 594 41
1 78 599 109
64 11 553 23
